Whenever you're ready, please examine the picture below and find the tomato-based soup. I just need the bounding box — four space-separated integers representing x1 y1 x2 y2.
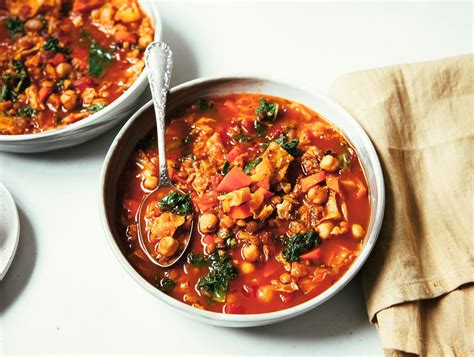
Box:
118 94 370 314
0 0 154 134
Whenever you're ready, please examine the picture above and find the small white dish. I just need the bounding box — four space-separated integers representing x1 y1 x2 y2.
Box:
0 183 20 281
100 76 385 327
0 1 162 153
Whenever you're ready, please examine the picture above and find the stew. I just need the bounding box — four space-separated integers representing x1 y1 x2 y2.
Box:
118 94 370 314
0 0 154 134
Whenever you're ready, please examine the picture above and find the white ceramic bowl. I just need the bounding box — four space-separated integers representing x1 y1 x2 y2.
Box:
99 76 385 327
0 1 162 153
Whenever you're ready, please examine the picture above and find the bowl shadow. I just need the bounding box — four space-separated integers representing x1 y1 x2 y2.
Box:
0 206 37 314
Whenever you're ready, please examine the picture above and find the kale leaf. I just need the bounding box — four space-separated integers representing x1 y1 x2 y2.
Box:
17 106 35 117
243 157 262 174
159 191 192 216
0 60 30 102
256 98 279 121
88 103 106 113
156 277 176 293
44 37 70 53
187 252 210 267
197 253 237 302
275 136 300 157
6 18 24 38
197 99 214 112
88 40 114 77
221 161 231 175
282 230 320 262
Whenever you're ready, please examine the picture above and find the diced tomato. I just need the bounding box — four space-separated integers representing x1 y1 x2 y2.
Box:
124 199 140 217
73 77 94 91
255 187 274 199
216 166 251 193
300 172 326 192
114 31 137 44
201 235 215 245
73 0 103 13
300 247 322 261
228 203 252 219
326 175 341 195
226 146 243 162
223 303 243 314
39 87 53 103
249 187 274 211
49 53 66 66
193 192 218 213
256 177 270 190
168 166 178 180
71 47 89 66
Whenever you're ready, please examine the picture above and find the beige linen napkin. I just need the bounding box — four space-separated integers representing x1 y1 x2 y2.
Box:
329 54 474 356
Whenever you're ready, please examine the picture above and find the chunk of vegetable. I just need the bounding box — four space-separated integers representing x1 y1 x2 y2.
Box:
226 146 243 162
88 40 114 78
228 203 252 219
256 98 278 121
216 166 251 193
300 172 326 193
300 247 322 261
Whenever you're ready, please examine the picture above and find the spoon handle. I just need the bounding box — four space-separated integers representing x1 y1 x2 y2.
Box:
145 42 173 187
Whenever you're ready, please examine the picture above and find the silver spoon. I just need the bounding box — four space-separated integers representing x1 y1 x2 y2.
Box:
137 41 193 267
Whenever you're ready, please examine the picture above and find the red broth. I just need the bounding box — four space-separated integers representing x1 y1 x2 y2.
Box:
117 94 370 314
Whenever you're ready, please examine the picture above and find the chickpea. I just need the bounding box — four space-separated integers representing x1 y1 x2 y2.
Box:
205 242 216 255
25 18 44 31
352 224 366 239
56 63 72 78
257 286 274 303
280 273 291 284
242 244 259 262
271 196 282 204
60 90 77 110
157 236 179 257
317 221 334 239
307 186 328 205
139 34 153 49
220 215 234 229
199 213 218 234
240 262 255 274
320 155 340 172
236 219 246 227
143 176 158 190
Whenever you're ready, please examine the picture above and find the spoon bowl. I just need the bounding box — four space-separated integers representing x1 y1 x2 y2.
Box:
137 42 194 268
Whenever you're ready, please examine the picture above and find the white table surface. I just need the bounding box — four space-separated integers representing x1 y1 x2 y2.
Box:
1 1 472 355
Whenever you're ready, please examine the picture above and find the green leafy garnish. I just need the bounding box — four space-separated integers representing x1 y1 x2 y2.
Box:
88 40 114 77
156 277 176 293
197 253 237 302
17 106 35 117
256 98 279 121
234 134 251 143
159 191 192 216
282 230 320 262
339 152 351 170
221 161 231 175
44 37 70 53
88 103 106 113
187 252 210 267
243 157 262 174
275 136 300 157
0 61 30 102
6 18 24 38
54 117 63 124
225 236 237 248
254 120 267 138
197 99 214 112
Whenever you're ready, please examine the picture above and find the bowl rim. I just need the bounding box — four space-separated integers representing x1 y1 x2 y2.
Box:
99 75 385 325
0 0 162 143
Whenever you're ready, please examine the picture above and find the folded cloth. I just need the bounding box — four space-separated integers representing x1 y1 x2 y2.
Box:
329 54 474 356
